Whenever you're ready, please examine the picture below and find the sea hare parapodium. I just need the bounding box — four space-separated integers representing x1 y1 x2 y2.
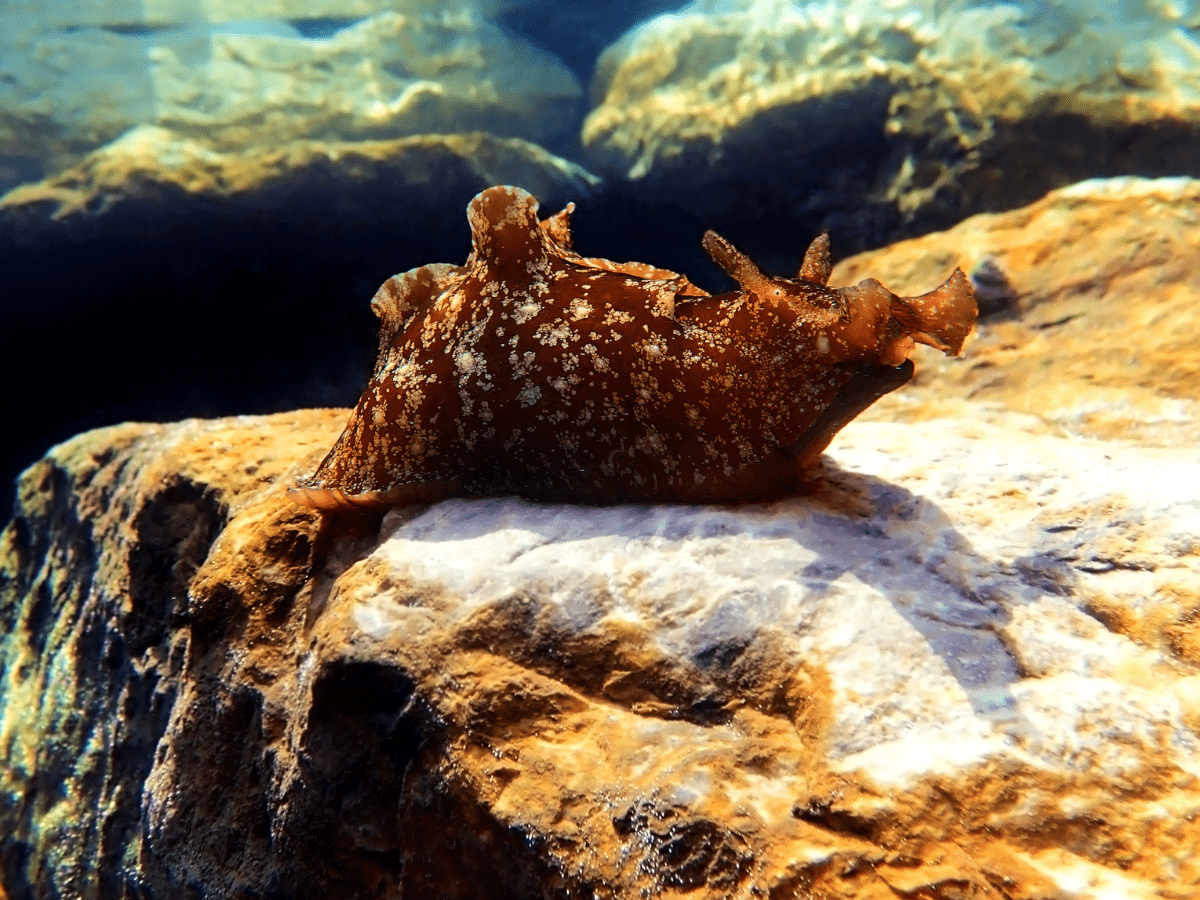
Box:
290 185 976 509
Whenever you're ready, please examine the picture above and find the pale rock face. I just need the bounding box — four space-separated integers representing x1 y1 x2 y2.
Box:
1 3 582 166
583 0 1200 243
840 176 1200 449
326 419 1200 889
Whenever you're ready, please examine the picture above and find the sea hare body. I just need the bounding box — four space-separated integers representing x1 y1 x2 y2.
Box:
291 186 976 509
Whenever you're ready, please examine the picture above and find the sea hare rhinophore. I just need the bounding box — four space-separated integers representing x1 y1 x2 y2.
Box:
290 185 976 509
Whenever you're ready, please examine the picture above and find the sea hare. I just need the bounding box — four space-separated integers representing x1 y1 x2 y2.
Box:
290 185 976 509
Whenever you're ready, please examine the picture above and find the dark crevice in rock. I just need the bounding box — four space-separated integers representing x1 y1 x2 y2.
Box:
212 656 427 900
614 802 754 891
396 766 580 900
138 684 283 898
792 798 880 840
0 456 229 900
97 477 225 895
127 477 225 645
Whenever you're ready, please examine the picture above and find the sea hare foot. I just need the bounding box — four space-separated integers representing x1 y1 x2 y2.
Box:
291 185 976 508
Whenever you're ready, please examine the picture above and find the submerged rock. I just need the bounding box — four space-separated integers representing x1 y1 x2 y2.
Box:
2 167 1198 900
0 3 583 188
838 176 1200 448
583 0 1200 249
0 126 599 234
1 404 1198 898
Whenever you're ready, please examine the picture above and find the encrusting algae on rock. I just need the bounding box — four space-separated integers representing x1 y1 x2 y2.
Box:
290 185 977 509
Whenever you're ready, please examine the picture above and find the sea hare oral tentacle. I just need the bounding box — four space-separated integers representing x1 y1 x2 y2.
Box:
289 185 977 509
889 269 976 356
783 360 915 466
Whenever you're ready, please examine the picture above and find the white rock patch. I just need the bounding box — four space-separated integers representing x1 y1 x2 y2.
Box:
353 419 1200 792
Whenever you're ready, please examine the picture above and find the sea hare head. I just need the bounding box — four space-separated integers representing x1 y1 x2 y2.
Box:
290 185 977 510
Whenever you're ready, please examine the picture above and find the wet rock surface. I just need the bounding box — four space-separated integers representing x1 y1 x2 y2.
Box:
583 0 1200 255
2 400 1198 898
0 2 583 186
842 176 1200 449
2 178 1200 897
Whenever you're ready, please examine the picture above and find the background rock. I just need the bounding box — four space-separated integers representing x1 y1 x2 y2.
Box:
583 0 1200 256
0 0 685 192
1 402 1198 898
0 126 600 239
839 176 1200 449
0 3 583 190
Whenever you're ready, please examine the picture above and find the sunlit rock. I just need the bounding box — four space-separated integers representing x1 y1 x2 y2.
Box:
2 167 1199 899
2 402 1198 896
583 0 1200 248
839 176 1200 449
0 3 583 179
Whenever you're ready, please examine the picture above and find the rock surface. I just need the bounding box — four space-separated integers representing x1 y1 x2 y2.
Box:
839 176 1200 449
0 3 583 187
0 126 599 238
3 171 1200 898
583 0 1200 250
2 401 1199 898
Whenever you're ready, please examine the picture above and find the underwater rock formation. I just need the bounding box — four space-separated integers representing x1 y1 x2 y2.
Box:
584 0 1200 249
0 3 583 178
2 405 1199 898
2 175 1199 900
291 184 975 508
0 128 600 234
837 176 1200 449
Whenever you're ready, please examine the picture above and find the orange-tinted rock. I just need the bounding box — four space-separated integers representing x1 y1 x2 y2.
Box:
2 180 1199 900
837 176 1200 447
2 404 1199 898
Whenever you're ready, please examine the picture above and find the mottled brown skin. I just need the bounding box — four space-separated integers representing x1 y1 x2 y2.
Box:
290 186 976 510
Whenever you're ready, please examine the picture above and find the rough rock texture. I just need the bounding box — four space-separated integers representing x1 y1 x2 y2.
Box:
0 3 583 188
0 126 599 239
0 412 344 900
839 176 1200 448
583 0 1200 251
2 403 1199 899
3 179 1200 897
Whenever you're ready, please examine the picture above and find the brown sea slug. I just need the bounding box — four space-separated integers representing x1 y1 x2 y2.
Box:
290 185 976 509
